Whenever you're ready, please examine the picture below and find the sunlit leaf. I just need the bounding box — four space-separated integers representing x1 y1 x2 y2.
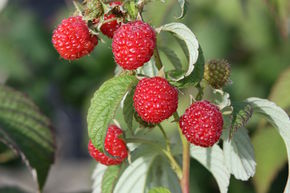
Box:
190 144 230 193
246 97 290 193
156 23 199 81
223 127 256 180
176 0 189 19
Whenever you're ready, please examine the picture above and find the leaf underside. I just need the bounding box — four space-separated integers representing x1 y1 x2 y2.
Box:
246 97 290 193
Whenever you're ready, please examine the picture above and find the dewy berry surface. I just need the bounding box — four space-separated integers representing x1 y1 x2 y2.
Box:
179 100 223 147
88 125 128 165
52 16 98 60
112 20 156 70
133 77 178 124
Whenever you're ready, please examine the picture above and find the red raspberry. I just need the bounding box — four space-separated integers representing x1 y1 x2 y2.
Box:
133 77 178 124
88 125 128 165
112 21 156 70
179 100 223 147
100 14 121 38
100 1 122 38
52 16 98 60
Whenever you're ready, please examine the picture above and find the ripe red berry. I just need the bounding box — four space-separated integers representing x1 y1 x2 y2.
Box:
100 14 121 38
112 20 156 70
133 77 178 124
52 16 98 60
179 100 223 147
100 1 122 38
88 125 128 165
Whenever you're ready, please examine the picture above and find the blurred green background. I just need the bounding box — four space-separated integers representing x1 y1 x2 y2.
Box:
0 0 289 193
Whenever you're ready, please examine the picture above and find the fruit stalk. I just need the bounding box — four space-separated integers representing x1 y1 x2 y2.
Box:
180 137 190 193
153 47 163 70
174 112 190 193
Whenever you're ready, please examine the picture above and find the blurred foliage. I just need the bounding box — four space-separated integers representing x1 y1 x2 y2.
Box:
0 0 290 193
0 187 29 193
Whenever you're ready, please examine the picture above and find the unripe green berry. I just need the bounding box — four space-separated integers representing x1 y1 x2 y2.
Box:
204 59 231 89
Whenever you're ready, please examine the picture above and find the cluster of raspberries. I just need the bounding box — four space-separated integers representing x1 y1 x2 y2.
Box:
52 1 156 70
52 1 223 166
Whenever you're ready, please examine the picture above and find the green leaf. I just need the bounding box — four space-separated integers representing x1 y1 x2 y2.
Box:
156 23 199 81
0 85 55 191
246 97 290 193
159 47 182 71
223 127 256 180
176 0 189 19
87 75 137 152
136 59 158 77
123 1 138 20
167 47 204 88
252 127 287 193
190 144 230 193
92 164 107 193
113 156 156 193
148 187 171 193
269 67 290 110
146 155 181 193
209 89 231 110
123 88 135 131
230 102 253 137
102 165 122 193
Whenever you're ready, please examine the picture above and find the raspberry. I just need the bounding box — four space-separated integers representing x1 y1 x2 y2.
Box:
97 1 122 38
133 77 178 124
179 100 223 147
112 21 156 70
52 16 98 60
88 125 128 165
100 14 122 38
204 59 231 89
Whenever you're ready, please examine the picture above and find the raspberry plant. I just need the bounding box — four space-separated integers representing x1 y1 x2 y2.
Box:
50 0 290 193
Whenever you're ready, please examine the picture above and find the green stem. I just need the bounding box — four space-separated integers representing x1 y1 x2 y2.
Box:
126 132 183 179
157 124 183 179
195 83 204 101
162 149 183 179
153 47 163 70
157 124 170 151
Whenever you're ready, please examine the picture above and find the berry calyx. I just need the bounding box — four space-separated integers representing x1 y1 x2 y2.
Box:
52 16 98 60
133 77 178 124
179 100 223 147
112 20 156 70
204 59 231 89
88 125 128 165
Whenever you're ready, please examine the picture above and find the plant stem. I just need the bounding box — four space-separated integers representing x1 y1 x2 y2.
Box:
157 124 183 179
180 137 190 193
162 149 183 179
174 112 190 193
157 124 170 151
153 47 163 70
